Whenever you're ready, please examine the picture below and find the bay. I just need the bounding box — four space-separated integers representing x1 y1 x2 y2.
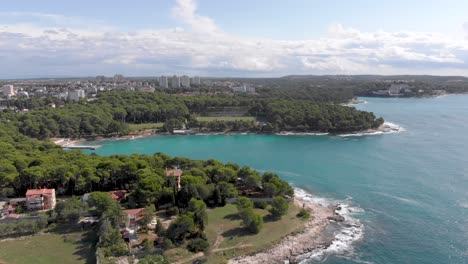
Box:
83 95 468 263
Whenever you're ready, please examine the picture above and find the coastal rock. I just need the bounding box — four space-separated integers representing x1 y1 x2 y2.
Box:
229 196 335 264
327 215 345 222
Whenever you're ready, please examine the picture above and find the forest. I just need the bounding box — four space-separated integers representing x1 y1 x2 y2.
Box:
0 91 384 138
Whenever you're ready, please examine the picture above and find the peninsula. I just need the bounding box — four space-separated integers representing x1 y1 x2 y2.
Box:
0 118 347 263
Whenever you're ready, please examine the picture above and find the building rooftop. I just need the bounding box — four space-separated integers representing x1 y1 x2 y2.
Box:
26 188 55 196
123 208 145 221
109 190 128 202
165 168 183 177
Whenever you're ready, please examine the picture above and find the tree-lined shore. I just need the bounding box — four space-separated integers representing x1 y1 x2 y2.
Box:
0 91 384 139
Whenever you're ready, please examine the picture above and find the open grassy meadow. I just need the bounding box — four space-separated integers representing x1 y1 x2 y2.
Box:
128 122 164 132
164 202 305 264
196 116 256 122
0 227 96 264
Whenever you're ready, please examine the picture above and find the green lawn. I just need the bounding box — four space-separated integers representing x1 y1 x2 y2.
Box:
128 122 164 132
201 203 304 264
0 226 97 264
196 116 256 122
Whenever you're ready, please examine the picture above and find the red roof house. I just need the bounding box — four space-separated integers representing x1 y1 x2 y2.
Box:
25 188 56 210
165 169 183 190
109 190 128 202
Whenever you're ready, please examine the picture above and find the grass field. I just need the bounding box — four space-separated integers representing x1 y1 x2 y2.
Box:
128 122 164 131
196 116 256 122
165 202 305 264
0 226 97 264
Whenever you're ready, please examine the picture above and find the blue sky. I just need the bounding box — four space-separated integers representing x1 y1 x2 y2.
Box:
0 0 468 77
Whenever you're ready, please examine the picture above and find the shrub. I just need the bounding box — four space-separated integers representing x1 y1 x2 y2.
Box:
139 254 169 264
187 238 210 253
166 206 179 216
296 208 310 220
162 238 173 250
254 200 268 209
156 219 165 237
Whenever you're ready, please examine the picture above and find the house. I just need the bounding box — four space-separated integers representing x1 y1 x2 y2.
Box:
25 188 56 210
122 208 146 241
165 168 183 190
109 190 128 202
2 204 16 216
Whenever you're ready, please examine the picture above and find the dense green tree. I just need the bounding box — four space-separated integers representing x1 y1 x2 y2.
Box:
269 196 289 218
55 196 85 222
188 198 208 230
166 213 196 243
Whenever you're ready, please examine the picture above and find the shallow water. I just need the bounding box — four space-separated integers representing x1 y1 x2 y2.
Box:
83 95 468 263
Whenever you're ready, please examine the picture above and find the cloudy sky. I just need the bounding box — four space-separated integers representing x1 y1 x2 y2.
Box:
1 0 468 78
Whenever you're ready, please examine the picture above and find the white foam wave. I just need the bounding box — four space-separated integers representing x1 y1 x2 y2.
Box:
342 99 369 107
338 121 405 137
373 191 422 206
294 188 365 263
276 132 329 136
457 201 468 209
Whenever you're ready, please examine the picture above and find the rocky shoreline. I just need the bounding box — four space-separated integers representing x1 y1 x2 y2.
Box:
229 197 343 264
51 122 403 148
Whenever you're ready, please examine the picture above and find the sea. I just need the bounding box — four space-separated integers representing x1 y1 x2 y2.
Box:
82 95 468 264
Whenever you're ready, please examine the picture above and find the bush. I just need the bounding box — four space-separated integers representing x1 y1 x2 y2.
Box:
143 238 154 252
253 200 268 209
187 238 210 253
162 238 173 250
166 206 179 216
139 254 169 264
296 208 310 220
156 219 165 237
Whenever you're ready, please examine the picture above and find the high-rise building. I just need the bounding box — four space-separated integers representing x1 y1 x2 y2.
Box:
113 74 125 83
171 75 180 88
181 75 190 88
190 76 201 85
2 85 15 96
159 76 168 88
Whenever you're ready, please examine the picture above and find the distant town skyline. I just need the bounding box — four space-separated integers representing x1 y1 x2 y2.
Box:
1 0 468 78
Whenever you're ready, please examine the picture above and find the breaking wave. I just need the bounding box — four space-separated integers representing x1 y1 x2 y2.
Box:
338 122 405 137
294 188 365 263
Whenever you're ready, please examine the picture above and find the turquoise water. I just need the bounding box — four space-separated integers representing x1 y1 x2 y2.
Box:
84 96 468 264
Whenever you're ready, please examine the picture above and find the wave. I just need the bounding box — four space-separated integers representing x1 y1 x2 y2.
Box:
457 201 468 209
276 132 329 136
373 191 422 206
342 99 369 107
338 121 405 137
294 188 365 263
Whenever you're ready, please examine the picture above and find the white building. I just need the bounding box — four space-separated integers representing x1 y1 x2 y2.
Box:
190 76 201 85
232 84 255 93
171 75 180 88
3 85 15 96
159 76 168 88
68 89 86 101
389 84 408 95
181 75 190 88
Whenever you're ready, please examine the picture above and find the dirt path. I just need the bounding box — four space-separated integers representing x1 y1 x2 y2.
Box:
173 252 204 264
211 234 224 251
212 242 252 253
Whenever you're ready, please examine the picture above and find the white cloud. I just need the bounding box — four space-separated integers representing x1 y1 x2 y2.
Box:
171 0 221 35
0 1 467 77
